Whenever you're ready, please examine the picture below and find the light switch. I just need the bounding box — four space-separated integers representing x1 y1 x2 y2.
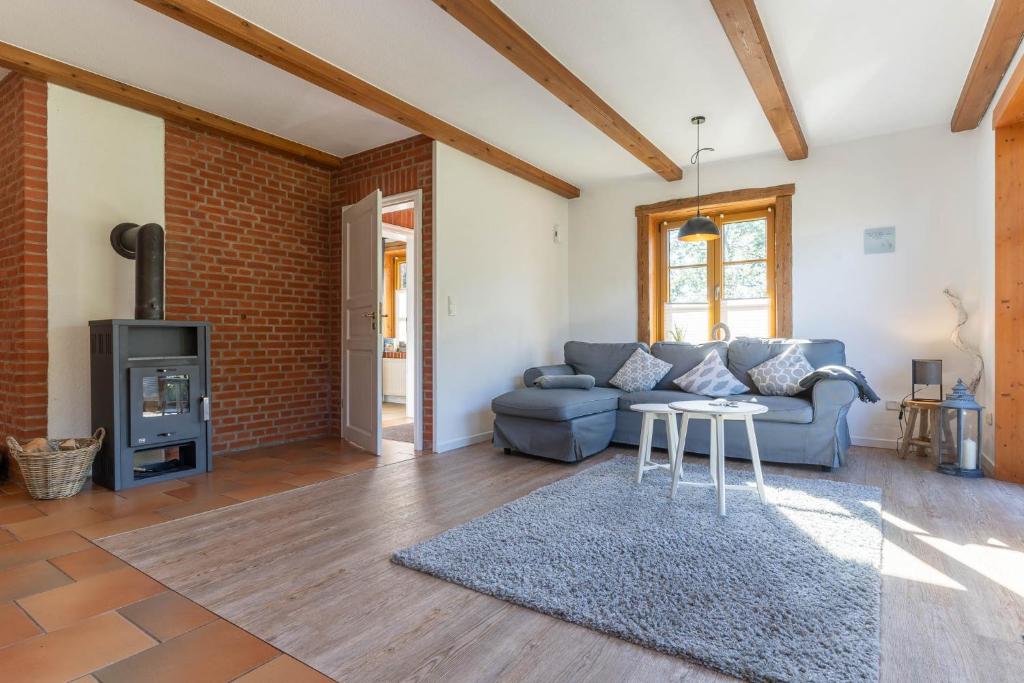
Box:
447 295 457 316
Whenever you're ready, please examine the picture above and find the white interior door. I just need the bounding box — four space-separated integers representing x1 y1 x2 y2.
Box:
342 190 383 454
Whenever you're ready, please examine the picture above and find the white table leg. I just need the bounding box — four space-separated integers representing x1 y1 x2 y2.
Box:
707 416 717 488
637 412 653 483
671 413 689 499
715 416 726 516
666 413 679 470
745 414 767 505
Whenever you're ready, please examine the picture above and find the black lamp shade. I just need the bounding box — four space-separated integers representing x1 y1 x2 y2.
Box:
912 359 942 386
677 214 720 242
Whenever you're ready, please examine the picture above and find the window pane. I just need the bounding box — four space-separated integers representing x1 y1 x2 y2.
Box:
721 298 771 338
669 266 707 303
723 219 767 262
664 304 709 343
668 234 707 266
723 261 767 299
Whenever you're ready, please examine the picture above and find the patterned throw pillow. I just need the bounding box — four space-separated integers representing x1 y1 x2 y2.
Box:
673 351 748 397
748 347 816 396
609 348 672 392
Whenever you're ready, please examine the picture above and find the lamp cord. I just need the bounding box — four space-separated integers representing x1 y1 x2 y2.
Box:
690 119 714 217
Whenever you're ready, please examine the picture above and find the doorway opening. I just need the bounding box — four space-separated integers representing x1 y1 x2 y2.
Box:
381 202 417 448
340 189 424 455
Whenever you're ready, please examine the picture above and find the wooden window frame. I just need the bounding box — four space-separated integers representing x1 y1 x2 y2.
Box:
382 244 406 339
656 208 776 341
636 184 794 346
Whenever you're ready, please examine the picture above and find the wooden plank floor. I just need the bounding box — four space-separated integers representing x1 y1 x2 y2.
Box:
97 444 1024 682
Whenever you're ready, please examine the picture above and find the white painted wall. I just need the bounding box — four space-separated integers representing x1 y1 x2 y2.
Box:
433 142 570 452
47 85 164 437
568 124 992 449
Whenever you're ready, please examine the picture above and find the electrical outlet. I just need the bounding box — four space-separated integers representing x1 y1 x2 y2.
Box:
885 400 900 411
447 295 457 316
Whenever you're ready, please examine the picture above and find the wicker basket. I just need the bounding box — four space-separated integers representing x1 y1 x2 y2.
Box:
5 428 105 500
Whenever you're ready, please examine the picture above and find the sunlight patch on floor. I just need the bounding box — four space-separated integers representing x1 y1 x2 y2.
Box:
916 535 1024 598
881 538 966 591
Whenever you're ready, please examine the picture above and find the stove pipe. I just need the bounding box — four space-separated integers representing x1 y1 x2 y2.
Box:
110 222 165 320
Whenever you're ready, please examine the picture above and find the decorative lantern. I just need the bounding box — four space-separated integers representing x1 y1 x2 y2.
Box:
935 379 984 478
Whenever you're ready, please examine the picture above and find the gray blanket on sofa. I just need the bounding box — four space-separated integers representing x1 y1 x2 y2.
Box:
799 365 880 403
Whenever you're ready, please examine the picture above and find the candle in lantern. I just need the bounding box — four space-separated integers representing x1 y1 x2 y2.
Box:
962 438 978 471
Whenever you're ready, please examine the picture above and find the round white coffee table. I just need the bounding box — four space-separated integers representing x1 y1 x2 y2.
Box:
667 400 769 516
629 403 678 483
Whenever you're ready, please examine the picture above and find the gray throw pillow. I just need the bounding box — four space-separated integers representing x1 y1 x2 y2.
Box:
609 348 672 392
534 374 596 390
749 347 815 396
673 351 748 397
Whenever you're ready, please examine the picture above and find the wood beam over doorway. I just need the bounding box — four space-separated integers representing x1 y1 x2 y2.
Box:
135 0 581 198
431 0 682 181
709 0 807 161
951 0 1024 133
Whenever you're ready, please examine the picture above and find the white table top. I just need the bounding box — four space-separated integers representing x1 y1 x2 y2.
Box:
668 399 769 416
629 403 675 413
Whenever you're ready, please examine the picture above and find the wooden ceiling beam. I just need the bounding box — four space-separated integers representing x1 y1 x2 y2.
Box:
0 41 341 168
952 0 1024 133
710 0 808 161
134 0 580 198
993 51 1024 128
431 0 682 182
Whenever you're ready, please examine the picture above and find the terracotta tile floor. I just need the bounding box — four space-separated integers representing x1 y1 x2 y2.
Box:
0 436 419 682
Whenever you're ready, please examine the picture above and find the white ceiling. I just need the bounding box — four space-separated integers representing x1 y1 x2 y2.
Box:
0 0 997 189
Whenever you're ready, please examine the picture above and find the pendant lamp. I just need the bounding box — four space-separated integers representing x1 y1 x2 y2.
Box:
678 115 720 242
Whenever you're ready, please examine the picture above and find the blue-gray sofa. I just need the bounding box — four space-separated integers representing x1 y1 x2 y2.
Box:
491 339 857 470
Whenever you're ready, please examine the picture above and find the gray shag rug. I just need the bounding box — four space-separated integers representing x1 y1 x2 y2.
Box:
382 422 414 443
393 456 882 682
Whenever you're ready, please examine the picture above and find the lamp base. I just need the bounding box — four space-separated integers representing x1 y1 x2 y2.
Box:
936 463 985 478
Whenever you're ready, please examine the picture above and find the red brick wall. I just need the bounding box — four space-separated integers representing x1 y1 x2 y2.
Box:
0 73 48 444
164 123 332 454
382 207 415 228
330 135 434 449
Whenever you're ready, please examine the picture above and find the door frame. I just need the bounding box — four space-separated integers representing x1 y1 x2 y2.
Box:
340 189 424 453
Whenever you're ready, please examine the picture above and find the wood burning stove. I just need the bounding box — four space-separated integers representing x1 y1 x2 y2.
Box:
89 222 212 491
90 320 212 490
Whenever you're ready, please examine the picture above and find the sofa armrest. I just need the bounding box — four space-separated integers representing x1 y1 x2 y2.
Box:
811 378 857 419
523 364 575 387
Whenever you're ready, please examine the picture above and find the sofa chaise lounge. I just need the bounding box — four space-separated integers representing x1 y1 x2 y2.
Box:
491 339 857 470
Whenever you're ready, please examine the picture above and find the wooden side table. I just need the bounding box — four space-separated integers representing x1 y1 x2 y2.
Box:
899 399 949 459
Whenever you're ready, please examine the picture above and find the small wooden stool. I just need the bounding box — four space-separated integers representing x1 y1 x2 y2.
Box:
899 399 949 459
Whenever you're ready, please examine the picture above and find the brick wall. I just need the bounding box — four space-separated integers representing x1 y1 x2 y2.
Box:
331 135 434 449
0 73 48 444
382 207 415 228
164 123 332 454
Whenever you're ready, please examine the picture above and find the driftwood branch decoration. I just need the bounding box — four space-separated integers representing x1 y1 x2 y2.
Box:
942 288 984 394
